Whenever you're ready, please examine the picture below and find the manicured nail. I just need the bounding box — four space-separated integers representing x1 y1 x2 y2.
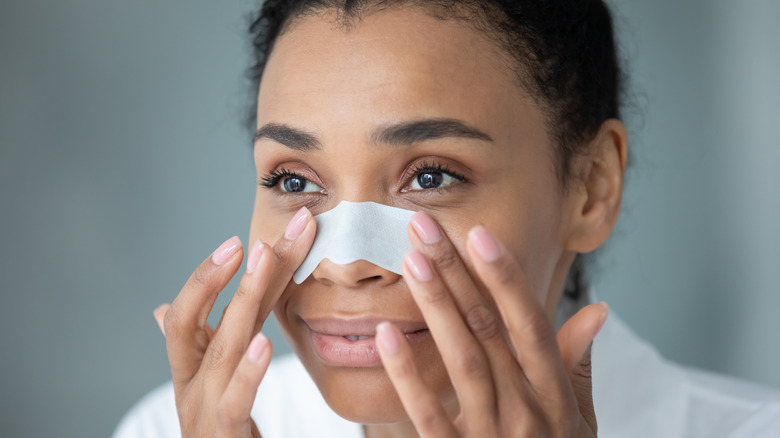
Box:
153 304 169 335
376 322 399 355
247 332 269 363
468 226 502 262
212 236 241 265
404 249 433 282
410 211 442 244
246 240 264 274
285 207 311 240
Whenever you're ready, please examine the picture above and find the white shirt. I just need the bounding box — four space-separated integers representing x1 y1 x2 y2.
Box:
113 313 780 438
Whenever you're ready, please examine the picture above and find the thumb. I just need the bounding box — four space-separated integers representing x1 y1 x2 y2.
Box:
556 302 609 432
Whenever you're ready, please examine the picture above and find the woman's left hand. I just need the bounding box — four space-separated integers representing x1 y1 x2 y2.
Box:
376 211 608 437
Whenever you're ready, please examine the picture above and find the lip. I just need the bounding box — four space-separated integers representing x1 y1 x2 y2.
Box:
304 317 430 367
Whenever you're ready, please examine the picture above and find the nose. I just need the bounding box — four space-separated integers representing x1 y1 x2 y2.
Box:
311 258 402 288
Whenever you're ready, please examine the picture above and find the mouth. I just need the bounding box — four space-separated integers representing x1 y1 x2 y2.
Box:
304 317 430 367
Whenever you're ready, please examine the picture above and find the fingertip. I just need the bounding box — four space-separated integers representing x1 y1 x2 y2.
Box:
212 235 242 266
153 303 170 335
467 225 503 262
247 332 271 363
595 301 609 336
376 322 400 355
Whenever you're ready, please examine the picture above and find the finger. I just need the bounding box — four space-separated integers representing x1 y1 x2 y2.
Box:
204 208 315 379
408 212 492 335
409 213 522 403
217 332 272 437
204 240 272 377
402 250 498 424
557 302 608 434
410 214 516 360
165 236 243 385
257 206 317 326
376 322 458 438
466 226 568 393
556 302 608 372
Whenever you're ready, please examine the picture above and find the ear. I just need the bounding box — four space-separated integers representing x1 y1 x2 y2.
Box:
563 119 628 253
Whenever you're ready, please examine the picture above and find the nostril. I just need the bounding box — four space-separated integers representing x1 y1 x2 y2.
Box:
360 275 383 283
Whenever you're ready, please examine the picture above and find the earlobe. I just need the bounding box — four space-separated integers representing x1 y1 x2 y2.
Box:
564 119 628 253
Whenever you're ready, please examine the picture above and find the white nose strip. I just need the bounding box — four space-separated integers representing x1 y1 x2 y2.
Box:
293 201 415 284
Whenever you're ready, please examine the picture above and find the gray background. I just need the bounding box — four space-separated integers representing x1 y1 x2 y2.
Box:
1 0 778 436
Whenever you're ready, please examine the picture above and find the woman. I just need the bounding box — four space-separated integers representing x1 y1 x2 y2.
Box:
115 1 780 436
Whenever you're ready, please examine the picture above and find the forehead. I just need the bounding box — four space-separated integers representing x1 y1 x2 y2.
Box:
256 8 541 140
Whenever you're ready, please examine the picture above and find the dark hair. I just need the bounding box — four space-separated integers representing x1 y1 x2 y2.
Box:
245 0 624 299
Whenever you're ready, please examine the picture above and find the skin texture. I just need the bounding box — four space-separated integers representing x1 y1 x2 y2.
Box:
157 6 628 438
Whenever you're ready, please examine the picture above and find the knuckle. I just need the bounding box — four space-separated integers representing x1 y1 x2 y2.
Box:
232 283 252 303
490 257 519 286
163 310 184 340
189 265 216 289
518 312 556 348
431 247 462 272
420 283 450 306
215 398 241 427
205 333 232 372
464 304 501 342
416 405 445 433
272 244 287 266
455 348 488 378
272 236 297 265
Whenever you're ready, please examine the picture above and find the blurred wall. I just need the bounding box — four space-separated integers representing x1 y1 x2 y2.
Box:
1 0 778 436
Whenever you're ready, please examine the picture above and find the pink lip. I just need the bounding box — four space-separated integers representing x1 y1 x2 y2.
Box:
304 317 429 367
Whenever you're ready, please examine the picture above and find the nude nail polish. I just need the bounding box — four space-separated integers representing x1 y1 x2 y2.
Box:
246 240 264 274
212 236 241 265
405 249 433 282
285 207 311 240
377 322 399 354
248 332 269 363
468 226 502 262
411 211 442 244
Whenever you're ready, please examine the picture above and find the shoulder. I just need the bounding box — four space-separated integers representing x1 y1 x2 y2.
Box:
112 355 363 438
593 314 780 438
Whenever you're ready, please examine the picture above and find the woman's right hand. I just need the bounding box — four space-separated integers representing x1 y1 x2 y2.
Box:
152 207 316 437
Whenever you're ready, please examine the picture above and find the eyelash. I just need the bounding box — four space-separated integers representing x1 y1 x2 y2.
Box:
258 167 302 189
258 161 466 192
402 161 465 190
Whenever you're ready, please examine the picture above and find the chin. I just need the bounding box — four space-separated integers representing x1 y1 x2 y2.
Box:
296 349 454 424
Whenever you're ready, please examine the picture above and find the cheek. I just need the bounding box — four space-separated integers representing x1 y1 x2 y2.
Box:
249 190 290 245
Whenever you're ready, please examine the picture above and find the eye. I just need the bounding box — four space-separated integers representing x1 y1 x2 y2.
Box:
406 162 464 191
259 168 324 194
281 175 322 193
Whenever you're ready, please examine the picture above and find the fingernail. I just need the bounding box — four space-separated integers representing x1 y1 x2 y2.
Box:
404 249 433 282
153 304 169 335
248 332 269 363
285 207 311 240
410 211 442 244
596 301 610 334
377 322 399 355
212 236 241 265
468 226 502 262
246 240 264 274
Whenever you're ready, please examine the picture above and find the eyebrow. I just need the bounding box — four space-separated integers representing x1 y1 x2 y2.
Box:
372 118 493 146
254 118 493 151
254 123 320 151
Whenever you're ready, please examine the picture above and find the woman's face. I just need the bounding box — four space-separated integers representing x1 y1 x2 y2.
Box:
249 8 583 423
